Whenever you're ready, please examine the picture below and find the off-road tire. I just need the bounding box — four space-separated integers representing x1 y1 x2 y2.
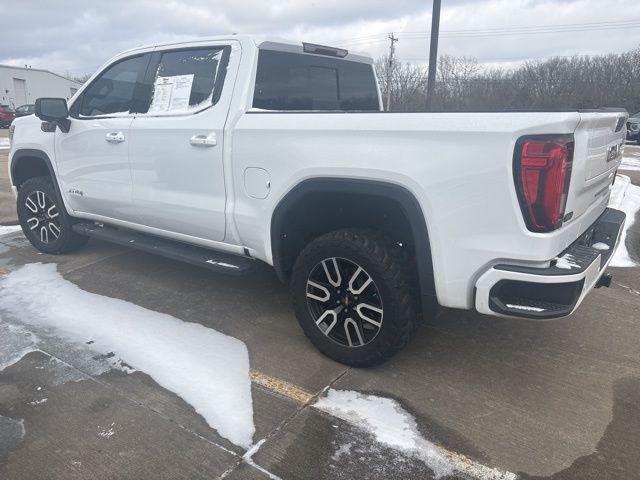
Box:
292 228 419 367
17 176 88 254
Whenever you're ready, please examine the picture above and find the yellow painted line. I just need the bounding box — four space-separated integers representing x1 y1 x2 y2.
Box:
249 370 314 404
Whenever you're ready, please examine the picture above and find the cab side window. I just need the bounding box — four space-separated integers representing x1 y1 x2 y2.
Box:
146 46 230 114
79 55 149 117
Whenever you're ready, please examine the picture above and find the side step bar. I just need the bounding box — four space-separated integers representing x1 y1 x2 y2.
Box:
72 223 253 276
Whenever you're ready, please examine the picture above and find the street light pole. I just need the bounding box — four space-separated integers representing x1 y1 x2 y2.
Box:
425 0 441 111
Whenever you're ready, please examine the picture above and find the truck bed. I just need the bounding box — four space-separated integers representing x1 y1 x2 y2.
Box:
232 109 627 309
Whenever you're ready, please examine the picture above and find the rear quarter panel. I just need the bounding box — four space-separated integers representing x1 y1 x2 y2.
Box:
231 111 583 309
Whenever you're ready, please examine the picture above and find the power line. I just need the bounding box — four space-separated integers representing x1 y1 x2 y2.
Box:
408 24 640 39
331 18 640 47
332 18 640 43
397 50 629 65
401 18 640 35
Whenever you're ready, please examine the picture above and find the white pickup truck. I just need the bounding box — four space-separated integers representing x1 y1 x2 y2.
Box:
7 35 627 366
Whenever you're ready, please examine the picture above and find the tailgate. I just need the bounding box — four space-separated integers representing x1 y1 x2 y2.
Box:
565 110 627 222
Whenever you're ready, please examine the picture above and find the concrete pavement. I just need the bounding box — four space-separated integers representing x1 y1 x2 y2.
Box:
0 141 639 479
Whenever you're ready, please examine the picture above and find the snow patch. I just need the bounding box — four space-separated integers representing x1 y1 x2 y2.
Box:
620 152 640 171
592 242 610 251
28 398 48 406
98 423 116 438
315 390 516 480
555 254 580 270
0 321 115 382
0 323 38 371
609 175 630 210
0 225 22 236
332 441 353 461
608 175 640 267
0 263 255 448
0 138 10 150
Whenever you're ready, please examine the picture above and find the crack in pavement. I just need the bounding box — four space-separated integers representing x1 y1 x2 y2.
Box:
614 281 640 296
218 368 351 479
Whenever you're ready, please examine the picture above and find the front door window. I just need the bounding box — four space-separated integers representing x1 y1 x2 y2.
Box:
79 55 149 117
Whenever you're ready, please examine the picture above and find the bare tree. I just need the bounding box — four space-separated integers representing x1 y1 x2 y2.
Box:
375 56 428 111
66 72 93 84
375 47 640 113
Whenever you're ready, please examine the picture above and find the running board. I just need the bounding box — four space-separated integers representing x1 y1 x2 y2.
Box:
72 223 253 275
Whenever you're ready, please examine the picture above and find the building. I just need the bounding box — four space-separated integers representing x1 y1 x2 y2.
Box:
0 64 82 108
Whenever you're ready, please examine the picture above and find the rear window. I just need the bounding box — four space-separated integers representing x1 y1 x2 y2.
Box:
253 50 379 111
1 105 15 112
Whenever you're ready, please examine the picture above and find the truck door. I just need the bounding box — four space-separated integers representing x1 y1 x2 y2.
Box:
128 42 238 242
55 53 152 221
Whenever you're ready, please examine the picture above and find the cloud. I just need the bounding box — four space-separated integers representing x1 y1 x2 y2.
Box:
1 0 640 76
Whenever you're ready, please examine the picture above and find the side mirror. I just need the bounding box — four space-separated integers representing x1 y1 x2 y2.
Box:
35 98 70 133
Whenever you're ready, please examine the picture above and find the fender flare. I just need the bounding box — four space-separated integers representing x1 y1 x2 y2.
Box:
270 177 437 304
10 148 68 211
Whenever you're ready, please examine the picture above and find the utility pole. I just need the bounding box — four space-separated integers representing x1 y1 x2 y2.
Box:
425 0 441 111
386 33 398 111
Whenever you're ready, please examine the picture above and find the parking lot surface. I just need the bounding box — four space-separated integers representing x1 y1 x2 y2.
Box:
1 134 640 479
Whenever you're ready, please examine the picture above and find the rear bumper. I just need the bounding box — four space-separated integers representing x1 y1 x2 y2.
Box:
475 208 626 320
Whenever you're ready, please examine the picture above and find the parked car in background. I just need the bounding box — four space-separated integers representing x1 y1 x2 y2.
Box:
627 112 640 143
14 104 35 118
0 104 15 128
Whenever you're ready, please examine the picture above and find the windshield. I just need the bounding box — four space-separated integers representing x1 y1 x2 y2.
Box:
0 105 15 112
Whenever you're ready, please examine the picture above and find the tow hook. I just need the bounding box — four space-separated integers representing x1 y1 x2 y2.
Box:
596 273 612 288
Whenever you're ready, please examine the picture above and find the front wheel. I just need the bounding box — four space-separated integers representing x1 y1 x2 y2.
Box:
291 229 419 367
17 176 88 254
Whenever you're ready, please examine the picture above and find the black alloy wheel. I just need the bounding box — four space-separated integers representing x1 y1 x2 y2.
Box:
306 257 384 348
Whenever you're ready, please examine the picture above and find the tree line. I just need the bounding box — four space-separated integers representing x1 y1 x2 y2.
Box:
375 47 640 113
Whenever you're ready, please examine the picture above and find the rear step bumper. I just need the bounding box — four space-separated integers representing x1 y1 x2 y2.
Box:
475 208 626 320
72 223 254 275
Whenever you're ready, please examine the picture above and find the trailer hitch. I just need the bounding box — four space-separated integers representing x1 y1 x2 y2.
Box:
595 273 612 289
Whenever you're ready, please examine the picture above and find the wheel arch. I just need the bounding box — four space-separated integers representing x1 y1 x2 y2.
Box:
10 149 66 206
270 177 437 310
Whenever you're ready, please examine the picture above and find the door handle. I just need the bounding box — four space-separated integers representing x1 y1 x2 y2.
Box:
105 132 125 143
190 134 217 147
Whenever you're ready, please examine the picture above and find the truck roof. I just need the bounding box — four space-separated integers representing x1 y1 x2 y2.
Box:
120 34 373 64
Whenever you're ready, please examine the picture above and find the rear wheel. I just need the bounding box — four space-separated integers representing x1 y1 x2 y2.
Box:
292 229 419 367
17 176 88 254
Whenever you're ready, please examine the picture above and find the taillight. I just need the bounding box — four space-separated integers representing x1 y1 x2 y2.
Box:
514 135 574 232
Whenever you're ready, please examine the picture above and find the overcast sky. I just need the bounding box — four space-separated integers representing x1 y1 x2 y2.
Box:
2 0 640 77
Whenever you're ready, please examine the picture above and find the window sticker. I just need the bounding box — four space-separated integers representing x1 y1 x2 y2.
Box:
149 74 194 113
